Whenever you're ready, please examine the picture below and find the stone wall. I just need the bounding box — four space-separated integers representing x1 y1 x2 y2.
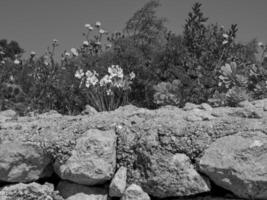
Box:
0 99 266 200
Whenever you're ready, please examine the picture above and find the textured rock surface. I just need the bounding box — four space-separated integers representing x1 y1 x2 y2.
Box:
138 152 210 198
199 131 267 199
54 129 117 185
109 166 127 197
0 182 63 200
0 142 52 182
0 99 266 199
122 184 150 200
57 181 107 200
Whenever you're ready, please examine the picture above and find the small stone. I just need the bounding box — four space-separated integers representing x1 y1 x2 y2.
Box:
81 105 97 115
200 103 213 112
121 184 150 200
183 102 199 111
238 100 253 108
109 166 127 197
57 181 107 200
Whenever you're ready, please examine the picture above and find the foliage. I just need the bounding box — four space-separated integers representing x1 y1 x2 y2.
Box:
0 1 266 114
74 65 135 111
0 39 24 61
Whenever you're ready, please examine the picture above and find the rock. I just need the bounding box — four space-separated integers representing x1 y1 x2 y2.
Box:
200 103 213 112
199 131 267 199
54 129 117 185
185 109 215 122
121 184 150 200
0 182 63 200
139 152 210 198
109 166 127 197
183 102 199 111
237 100 254 108
0 142 52 182
57 181 107 200
81 105 98 115
0 109 17 122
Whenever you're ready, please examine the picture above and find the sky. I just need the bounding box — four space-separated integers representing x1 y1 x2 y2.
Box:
0 0 267 58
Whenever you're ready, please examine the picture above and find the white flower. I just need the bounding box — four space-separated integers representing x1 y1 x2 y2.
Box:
113 79 124 88
71 48 79 56
95 41 101 46
75 69 84 79
222 33 229 39
14 59 20 64
99 29 105 34
65 52 70 57
108 65 123 78
106 44 112 49
83 41 89 46
84 70 99 87
90 76 99 86
258 42 264 48
95 21 101 28
100 75 112 86
106 89 113 96
0 51 5 55
53 39 58 43
44 61 49 66
222 40 228 45
85 24 94 31
1 60 5 64
30 51 36 56
85 70 93 77
129 72 135 80
10 75 14 81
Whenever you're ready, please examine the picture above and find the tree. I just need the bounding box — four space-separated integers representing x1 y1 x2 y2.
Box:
124 0 167 54
0 39 24 60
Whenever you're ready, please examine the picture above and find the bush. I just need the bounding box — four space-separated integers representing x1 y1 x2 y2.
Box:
0 1 266 114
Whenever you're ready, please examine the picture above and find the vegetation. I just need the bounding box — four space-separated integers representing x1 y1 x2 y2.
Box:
0 1 266 115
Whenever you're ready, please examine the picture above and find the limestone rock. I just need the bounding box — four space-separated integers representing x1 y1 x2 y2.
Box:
54 129 117 185
121 184 150 200
0 109 17 122
109 166 127 197
0 142 52 182
200 103 213 111
183 102 199 111
0 182 63 200
199 131 267 199
139 152 210 198
81 105 98 115
57 181 107 200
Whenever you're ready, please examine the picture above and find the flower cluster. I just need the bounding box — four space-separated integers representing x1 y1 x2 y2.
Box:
75 65 135 91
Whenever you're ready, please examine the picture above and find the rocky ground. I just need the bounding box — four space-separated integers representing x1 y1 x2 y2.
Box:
0 99 266 200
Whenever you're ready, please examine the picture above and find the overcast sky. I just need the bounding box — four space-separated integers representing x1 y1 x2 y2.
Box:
0 0 266 58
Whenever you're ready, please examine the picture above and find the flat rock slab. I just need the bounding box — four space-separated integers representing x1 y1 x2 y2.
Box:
0 142 52 182
199 131 267 199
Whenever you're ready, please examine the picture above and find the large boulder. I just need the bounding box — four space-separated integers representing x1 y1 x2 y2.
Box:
0 182 63 200
137 152 210 198
199 131 267 199
54 129 117 185
0 142 52 182
57 181 107 200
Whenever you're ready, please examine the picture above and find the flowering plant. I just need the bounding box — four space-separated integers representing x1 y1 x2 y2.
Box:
75 65 135 111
